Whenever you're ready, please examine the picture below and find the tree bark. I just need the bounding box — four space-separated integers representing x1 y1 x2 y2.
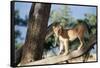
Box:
19 3 51 65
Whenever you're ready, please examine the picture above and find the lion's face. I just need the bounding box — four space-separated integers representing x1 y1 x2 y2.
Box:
53 25 61 37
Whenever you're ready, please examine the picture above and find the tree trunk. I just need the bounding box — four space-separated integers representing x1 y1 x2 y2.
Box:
15 18 57 66
20 3 51 65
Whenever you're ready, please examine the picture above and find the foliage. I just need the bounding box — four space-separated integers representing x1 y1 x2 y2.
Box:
15 10 28 47
15 43 22 50
50 5 71 26
44 35 55 51
85 13 96 25
15 30 21 39
84 13 97 35
15 10 28 26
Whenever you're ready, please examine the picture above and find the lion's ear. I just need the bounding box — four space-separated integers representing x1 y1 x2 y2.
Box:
58 25 62 30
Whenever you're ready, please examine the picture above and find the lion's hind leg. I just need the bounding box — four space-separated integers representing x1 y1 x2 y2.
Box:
77 35 84 50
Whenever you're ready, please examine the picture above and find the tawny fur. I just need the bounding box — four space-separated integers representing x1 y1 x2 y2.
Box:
53 22 88 55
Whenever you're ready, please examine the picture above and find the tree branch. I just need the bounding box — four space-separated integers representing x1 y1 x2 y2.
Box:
20 34 96 66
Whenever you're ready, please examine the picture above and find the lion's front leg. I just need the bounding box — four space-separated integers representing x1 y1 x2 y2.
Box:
63 39 69 56
58 41 64 55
